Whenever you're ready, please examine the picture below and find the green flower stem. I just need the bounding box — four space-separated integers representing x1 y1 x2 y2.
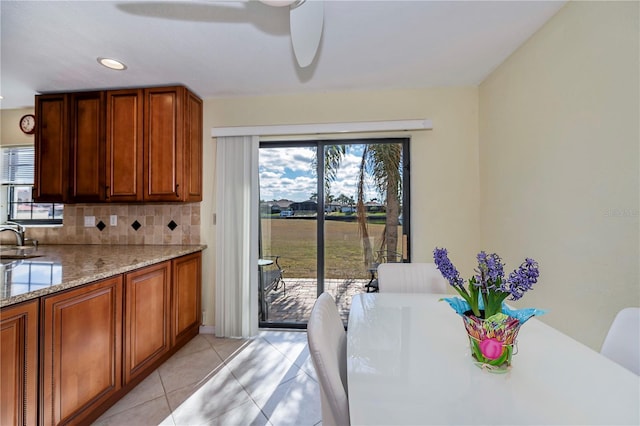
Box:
452 288 469 306
469 279 480 317
485 285 509 318
454 281 481 317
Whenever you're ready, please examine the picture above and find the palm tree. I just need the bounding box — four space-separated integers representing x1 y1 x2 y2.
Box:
336 194 350 206
356 142 402 267
312 145 346 197
356 146 374 267
314 142 402 269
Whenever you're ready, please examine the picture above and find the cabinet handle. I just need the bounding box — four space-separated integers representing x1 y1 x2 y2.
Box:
175 184 180 198
105 186 110 200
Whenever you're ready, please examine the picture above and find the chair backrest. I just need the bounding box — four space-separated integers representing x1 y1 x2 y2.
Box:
377 262 448 293
307 293 350 426
600 307 640 375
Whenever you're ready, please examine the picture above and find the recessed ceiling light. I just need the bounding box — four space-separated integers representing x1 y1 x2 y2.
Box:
97 57 127 71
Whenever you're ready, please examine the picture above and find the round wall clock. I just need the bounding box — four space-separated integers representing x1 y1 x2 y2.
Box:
19 114 36 135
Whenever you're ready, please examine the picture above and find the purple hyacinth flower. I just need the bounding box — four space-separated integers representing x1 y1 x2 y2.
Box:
433 247 464 288
474 251 504 290
486 253 505 283
505 258 540 300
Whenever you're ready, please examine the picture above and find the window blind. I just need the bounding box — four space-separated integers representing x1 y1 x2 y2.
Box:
1 146 34 185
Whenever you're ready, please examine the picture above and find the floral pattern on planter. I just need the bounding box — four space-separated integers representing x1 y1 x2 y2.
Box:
462 312 522 372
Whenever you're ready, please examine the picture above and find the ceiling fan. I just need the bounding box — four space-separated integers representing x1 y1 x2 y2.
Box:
259 0 324 68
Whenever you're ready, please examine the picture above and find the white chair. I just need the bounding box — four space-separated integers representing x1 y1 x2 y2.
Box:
377 262 448 293
307 292 350 426
600 307 640 375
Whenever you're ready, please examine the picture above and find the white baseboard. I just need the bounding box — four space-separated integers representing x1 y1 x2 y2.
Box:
199 325 216 335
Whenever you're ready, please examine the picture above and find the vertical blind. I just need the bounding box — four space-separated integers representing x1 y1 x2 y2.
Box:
1 146 34 184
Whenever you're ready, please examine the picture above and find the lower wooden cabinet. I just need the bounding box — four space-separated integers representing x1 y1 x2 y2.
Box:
124 261 171 385
172 252 202 347
1 251 202 425
1 299 39 426
41 276 123 426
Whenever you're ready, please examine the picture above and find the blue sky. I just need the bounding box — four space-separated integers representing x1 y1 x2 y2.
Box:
259 144 380 203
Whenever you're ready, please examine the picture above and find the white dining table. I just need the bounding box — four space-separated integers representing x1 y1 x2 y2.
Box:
347 293 640 426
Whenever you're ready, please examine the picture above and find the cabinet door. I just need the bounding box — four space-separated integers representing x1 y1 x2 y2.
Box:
184 90 203 202
0 300 38 426
124 262 171 384
34 94 69 202
42 276 122 426
143 87 184 202
70 91 106 202
106 89 144 202
172 252 202 347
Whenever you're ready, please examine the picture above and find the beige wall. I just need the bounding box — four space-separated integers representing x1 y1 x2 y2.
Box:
479 1 639 349
1 107 35 146
200 87 482 327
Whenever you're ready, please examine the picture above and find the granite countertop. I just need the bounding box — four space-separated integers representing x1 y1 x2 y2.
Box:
1 244 206 308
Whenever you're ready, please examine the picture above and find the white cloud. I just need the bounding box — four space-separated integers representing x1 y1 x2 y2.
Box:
259 145 383 203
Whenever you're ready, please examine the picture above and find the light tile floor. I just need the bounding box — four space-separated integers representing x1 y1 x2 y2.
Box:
92 331 321 426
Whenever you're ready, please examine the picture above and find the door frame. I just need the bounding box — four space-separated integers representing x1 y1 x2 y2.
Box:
258 137 411 328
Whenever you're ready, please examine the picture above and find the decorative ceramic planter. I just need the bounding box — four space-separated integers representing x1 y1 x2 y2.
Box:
461 312 522 372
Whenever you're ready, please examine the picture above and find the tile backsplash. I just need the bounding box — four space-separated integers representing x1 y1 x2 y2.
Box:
2 204 201 245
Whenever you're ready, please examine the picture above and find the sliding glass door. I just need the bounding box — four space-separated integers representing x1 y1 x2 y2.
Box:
258 144 318 326
258 138 410 327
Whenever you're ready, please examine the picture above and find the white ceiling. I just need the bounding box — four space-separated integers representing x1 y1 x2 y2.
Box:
0 0 566 110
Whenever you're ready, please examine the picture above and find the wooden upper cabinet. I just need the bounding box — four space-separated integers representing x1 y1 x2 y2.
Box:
185 90 203 202
106 89 144 202
142 86 202 202
34 85 202 204
70 91 106 202
34 94 69 202
144 87 183 202
0 300 39 426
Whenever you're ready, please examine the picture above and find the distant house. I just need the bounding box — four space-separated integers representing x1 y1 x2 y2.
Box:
290 201 317 213
324 203 341 212
364 201 384 213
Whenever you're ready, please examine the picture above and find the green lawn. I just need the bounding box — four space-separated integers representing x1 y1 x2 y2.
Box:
261 218 400 279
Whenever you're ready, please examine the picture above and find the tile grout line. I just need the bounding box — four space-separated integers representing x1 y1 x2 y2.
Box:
157 365 177 425
230 336 275 424
249 334 320 425
205 335 272 424
95 332 316 425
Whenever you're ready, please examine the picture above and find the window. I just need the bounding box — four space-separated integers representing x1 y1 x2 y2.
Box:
258 138 411 327
1 146 63 224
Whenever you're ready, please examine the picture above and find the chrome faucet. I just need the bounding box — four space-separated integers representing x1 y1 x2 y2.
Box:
0 222 25 246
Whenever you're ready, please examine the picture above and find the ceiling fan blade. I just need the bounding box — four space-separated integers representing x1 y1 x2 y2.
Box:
289 0 323 68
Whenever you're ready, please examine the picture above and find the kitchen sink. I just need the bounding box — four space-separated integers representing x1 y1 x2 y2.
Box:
1 258 18 266
0 245 41 261
0 254 42 260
